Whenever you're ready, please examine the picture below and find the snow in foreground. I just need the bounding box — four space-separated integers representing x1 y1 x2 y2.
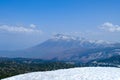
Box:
2 67 120 80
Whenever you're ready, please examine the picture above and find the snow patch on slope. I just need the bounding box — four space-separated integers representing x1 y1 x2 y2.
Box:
2 67 120 80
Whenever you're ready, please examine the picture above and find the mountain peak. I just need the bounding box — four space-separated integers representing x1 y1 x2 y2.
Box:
50 34 112 45
51 34 79 41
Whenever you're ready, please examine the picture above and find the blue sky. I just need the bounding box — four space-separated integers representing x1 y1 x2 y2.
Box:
0 0 120 50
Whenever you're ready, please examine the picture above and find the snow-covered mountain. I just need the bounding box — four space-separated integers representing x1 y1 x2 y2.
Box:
22 34 120 61
0 34 120 62
51 34 112 47
2 67 120 80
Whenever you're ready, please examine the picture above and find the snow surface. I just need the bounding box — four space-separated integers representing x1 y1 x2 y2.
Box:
2 67 120 80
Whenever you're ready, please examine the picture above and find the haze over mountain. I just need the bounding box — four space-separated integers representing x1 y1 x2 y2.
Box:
0 34 120 63
1 0 120 50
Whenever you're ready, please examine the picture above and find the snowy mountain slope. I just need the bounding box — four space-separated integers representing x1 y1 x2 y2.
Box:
20 34 116 59
2 67 120 80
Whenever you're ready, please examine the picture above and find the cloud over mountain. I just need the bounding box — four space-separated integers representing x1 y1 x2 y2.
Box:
100 22 120 32
0 24 42 34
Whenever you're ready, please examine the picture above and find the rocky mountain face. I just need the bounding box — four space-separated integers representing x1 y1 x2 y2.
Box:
0 34 120 63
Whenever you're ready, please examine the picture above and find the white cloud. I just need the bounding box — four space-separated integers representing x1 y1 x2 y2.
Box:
100 22 120 32
30 24 36 28
0 24 42 34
